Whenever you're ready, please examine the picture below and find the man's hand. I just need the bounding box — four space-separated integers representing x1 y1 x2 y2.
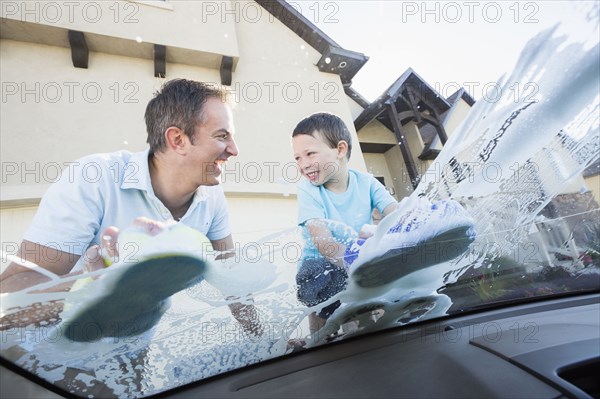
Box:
83 226 119 273
0 218 168 331
83 218 169 272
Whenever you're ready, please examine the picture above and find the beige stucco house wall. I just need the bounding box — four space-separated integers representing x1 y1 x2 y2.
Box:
357 119 402 198
428 98 472 151
585 174 600 201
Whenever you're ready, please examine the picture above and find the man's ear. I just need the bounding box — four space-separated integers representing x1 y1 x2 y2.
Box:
337 140 348 159
164 127 187 154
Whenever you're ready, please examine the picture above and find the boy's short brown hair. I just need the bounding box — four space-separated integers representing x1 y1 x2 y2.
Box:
292 112 352 159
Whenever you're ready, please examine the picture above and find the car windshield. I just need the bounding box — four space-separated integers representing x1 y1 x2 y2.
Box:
1 1 599 398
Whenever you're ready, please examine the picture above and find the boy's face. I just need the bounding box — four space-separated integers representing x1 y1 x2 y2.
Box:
292 131 344 187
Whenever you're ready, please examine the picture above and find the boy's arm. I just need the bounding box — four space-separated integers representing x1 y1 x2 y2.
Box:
382 201 399 216
358 202 399 239
296 183 346 265
370 175 399 218
305 220 347 269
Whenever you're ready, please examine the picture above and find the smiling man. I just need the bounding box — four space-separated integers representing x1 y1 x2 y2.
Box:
0 79 239 293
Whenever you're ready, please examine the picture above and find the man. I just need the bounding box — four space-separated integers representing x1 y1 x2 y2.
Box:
1 79 261 338
1 79 238 293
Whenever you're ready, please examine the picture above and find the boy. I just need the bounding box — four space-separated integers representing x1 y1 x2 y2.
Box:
291 112 399 333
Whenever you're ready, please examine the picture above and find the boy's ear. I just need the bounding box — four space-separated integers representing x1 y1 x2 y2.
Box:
337 140 348 158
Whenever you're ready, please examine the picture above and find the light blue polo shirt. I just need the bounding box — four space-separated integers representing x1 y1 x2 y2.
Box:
297 169 396 260
24 149 231 270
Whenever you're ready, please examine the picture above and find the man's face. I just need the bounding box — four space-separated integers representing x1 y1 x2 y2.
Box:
188 98 238 186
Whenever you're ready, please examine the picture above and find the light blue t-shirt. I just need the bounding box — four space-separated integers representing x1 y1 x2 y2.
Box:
297 169 396 260
24 149 231 270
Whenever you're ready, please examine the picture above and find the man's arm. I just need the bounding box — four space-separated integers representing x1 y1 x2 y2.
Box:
210 234 234 256
0 240 80 293
0 240 89 331
0 232 113 331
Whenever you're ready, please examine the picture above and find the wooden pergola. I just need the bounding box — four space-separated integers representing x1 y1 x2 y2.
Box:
354 68 452 188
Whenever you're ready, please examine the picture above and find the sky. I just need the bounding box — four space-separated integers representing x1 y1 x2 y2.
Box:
298 1 585 101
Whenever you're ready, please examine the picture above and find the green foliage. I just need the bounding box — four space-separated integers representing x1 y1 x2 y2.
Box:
469 267 509 300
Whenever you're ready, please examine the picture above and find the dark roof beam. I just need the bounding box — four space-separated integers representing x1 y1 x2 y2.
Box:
405 85 449 145
67 30 88 69
397 93 412 111
390 110 416 125
345 86 370 109
355 69 452 131
359 142 395 154
406 81 448 116
416 113 442 127
430 108 448 144
418 148 441 160
153 44 166 78
406 88 422 124
355 102 388 131
386 102 419 187
220 56 234 86
447 88 476 106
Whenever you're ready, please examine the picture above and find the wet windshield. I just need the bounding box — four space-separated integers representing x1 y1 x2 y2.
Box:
1 1 599 398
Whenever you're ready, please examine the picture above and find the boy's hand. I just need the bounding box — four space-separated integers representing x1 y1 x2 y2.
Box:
306 219 355 271
358 224 377 239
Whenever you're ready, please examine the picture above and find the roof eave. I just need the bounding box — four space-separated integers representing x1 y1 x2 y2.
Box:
256 0 368 84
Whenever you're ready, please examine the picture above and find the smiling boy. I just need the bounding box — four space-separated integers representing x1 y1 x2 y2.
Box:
292 112 398 333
